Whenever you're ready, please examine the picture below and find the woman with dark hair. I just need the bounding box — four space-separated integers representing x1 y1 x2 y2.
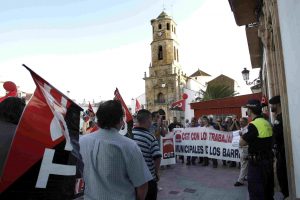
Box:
201 115 219 168
0 97 26 177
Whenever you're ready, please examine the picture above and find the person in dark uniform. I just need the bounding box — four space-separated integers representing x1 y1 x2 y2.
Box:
240 99 274 200
269 95 289 198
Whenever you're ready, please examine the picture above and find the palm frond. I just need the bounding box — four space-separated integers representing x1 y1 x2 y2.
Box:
201 85 238 101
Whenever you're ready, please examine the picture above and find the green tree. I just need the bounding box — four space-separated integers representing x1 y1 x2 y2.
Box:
200 85 238 101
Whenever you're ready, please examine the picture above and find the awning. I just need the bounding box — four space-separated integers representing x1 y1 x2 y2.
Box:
228 0 259 26
246 25 263 69
190 93 262 119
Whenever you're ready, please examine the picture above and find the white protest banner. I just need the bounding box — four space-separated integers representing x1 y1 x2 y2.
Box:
160 132 176 166
174 127 240 162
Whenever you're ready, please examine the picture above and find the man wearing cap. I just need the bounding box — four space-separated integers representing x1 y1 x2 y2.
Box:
269 95 289 198
239 99 274 199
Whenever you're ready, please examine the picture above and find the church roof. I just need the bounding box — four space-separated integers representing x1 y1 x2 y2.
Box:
189 69 211 77
157 11 171 19
209 74 234 82
207 74 235 88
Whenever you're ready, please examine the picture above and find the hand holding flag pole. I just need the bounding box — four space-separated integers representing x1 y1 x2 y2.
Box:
114 88 133 137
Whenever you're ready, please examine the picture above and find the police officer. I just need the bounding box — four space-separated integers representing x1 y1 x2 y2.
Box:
269 95 289 198
240 99 274 199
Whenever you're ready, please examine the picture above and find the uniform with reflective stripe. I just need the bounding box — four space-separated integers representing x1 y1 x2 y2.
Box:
250 118 272 138
248 117 274 199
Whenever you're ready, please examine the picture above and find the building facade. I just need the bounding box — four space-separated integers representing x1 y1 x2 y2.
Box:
207 75 234 92
144 11 187 121
144 12 239 124
191 93 262 120
229 0 300 198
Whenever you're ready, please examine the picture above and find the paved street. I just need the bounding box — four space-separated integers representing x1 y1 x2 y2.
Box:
76 160 284 200
157 161 247 200
157 161 284 200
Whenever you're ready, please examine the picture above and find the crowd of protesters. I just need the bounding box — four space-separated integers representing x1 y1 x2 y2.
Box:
76 96 288 200
181 115 241 168
0 91 289 199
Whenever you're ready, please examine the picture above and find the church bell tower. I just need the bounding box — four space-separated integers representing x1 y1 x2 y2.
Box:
144 11 187 122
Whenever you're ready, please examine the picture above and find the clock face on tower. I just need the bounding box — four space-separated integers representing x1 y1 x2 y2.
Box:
157 31 162 37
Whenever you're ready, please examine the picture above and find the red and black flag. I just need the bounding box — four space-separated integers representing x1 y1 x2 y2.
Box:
88 102 95 115
135 99 141 113
114 88 133 122
170 99 185 111
114 88 133 137
0 65 84 199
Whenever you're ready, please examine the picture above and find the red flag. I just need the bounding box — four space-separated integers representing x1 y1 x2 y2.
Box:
135 99 141 113
114 88 133 122
0 65 83 199
170 99 185 111
114 88 133 137
88 102 95 114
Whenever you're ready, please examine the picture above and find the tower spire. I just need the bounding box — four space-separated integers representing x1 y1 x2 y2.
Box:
162 0 166 11
170 2 174 17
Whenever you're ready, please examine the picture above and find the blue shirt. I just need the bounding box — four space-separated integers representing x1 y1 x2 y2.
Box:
80 128 152 200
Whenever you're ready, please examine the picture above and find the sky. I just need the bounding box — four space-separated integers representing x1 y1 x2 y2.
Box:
0 0 260 105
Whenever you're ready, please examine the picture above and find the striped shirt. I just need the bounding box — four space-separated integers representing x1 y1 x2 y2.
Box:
80 128 152 200
132 127 162 181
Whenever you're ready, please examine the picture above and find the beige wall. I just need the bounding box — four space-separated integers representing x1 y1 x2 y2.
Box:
145 14 186 122
259 0 298 198
277 0 300 197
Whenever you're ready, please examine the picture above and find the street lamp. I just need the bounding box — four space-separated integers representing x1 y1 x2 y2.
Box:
241 68 260 85
241 68 250 82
